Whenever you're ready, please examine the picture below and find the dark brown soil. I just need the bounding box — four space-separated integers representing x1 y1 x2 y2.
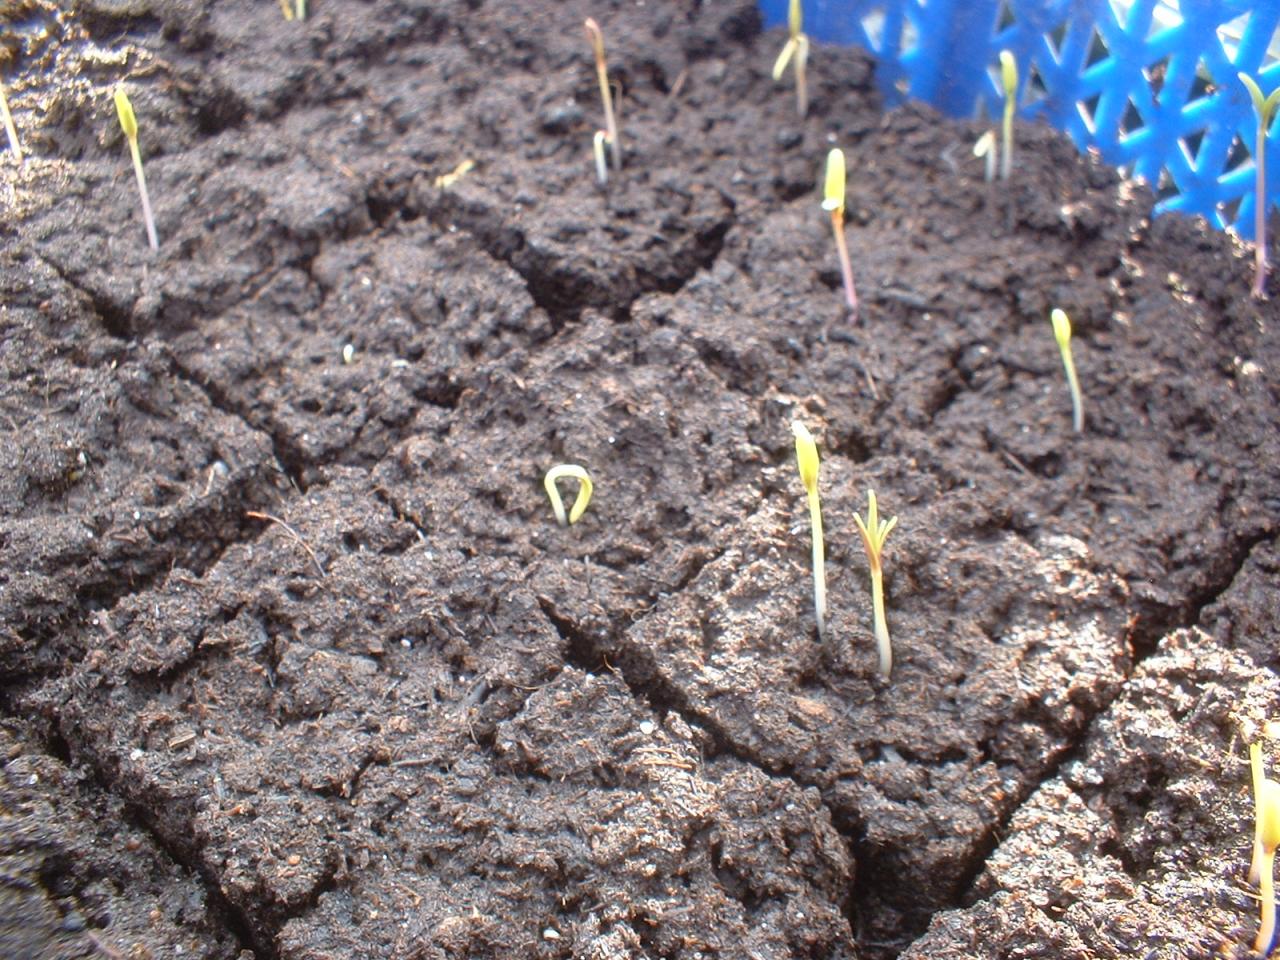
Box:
3 0 1279 957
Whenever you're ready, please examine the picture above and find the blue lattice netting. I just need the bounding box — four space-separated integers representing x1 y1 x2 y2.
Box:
759 0 1280 238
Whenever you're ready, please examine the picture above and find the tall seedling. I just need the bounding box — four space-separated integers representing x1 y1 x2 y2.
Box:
999 50 1017 181
584 18 621 177
791 421 827 641
1239 73 1280 298
772 0 810 117
114 87 159 250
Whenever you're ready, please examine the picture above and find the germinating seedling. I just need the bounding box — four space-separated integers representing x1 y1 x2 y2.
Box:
1238 73 1280 298
584 18 621 175
1252 741 1280 955
544 464 593 526
113 87 159 250
853 489 896 678
973 129 996 184
823 148 858 318
1051 308 1083 433
791 421 827 641
0 79 22 164
999 50 1017 181
772 0 810 117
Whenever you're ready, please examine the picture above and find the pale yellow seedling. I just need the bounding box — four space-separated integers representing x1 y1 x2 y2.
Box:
973 129 996 183
1050 308 1083 433
0 80 22 164
792 421 826 641
853 489 897 678
1252 741 1280 955
584 18 620 172
278 0 293 19
593 129 609 185
999 50 1017 181
114 87 159 250
823 148 858 318
772 0 810 117
544 464 593 526
1238 73 1280 298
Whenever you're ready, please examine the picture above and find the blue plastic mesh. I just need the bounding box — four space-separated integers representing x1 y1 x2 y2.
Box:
759 0 1280 238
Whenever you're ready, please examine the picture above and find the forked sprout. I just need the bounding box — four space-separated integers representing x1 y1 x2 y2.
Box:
1252 741 1280 955
0 79 22 164
998 50 1017 181
791 421 826 641
584 18 621 176
823 148 858 318
771 0 810 117
113 87 159 250
544 464 593 526
1051 308 1083 433
1238 73 1280 298
853 489 897 678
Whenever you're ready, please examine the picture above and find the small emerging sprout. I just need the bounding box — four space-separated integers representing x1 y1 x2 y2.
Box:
791 421 827 641
823 148 858 318
1238 73 1280 298
1252 741 1280 955
998 50 1017 181
544 464 593 526
771 0 810 117
1050 308 1083 433
0 79 22 164
973 129 996 184
592 129 609 185
853 489 897 678
113 87 159 250
278 0 293 19
584 18 620 173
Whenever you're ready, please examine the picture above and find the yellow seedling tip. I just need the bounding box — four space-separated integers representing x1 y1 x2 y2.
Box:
822 148 846 213
114 87 138 141
791 420 819 494
787 0 802 39
999 49 1017 99
584 18 605 62
1051 307 1071 349
544 464 593 526
772 36 798 81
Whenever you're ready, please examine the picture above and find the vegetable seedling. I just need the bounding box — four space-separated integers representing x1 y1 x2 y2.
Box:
791 421 827 641
823 148 858 318
852 489 897 678
1050 308 1083 433
113 87 159 250
0 79 22 164
278 0 293 19
544 464 593 526
771 0 810 118
998 50 1017 181
973 129 996 184
1252 741 1280 955
584 18 620 173
1238 73 1280 299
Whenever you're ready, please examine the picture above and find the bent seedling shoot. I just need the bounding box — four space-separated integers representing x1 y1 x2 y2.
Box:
771 0 810 117
544 464 593 526
584 17 621 178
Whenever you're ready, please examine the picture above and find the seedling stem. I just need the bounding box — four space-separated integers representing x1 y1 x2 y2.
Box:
853 489 896 678
0 80 22 164
792 421 826 641
584 19 620 171
114 87 158 250
771 0 810 117
999 50 1017 181
593 130 609 185
544 464 593 526
973 130 996 184
1051 308 1083 433
823 148 857 318
1239 73 1280 298
1252 741 1280 955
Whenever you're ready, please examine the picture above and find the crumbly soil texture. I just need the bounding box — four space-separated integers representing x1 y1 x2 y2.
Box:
3 1 1280 957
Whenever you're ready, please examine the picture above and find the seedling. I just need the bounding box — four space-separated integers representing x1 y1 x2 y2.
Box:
823 148 858 318
544 464 593 526
0 79 22 164
791 421 826 641
278 0 292 19
592 129 609 185
1050 308 1083 433
113 87 159 250
1252 741 1280 955
771 0 810 117
296 0 306 18
1238 73 1280 298
973 129 996 183
584 18 620 173
998 50 1017 181
853 489 897 678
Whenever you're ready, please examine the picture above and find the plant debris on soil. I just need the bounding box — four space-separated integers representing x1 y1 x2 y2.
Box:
2 0 1280 958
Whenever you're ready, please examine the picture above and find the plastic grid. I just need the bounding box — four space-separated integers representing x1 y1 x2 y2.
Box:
759 0 1280 238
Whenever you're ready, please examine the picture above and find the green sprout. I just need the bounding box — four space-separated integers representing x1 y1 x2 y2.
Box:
544 464 593 526
113 87 158 250
973 129 996 184
823 148 858 318
853 489 897 678
771 0 810 117
0 79 22 165
1238 73 1280 298
584 18 620 173
1050 308 1083 433
998 50 1017 181
791 421 826 641
1252 741 1280 955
